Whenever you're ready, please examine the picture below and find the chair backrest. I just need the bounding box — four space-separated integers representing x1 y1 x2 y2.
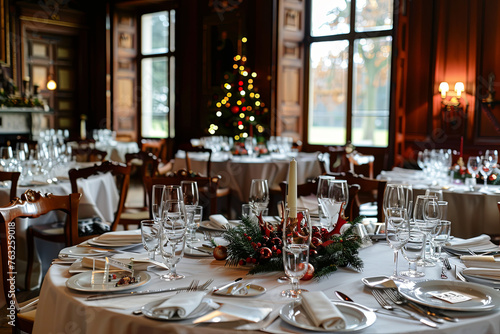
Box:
141 138 167 162
68 161 131 242
125 151 160 207
327 146 350 174
347 151 375 179
0 190 81 305
180 143 212 177
340 172 387 222
0 171 20 203
279 179 360 221
145 169 220 215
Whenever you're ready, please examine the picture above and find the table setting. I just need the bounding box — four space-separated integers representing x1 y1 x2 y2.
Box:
32 160 500 333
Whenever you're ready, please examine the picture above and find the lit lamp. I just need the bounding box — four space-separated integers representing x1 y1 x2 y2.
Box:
439 82 449 99
455 82 464 99
47 78 57 90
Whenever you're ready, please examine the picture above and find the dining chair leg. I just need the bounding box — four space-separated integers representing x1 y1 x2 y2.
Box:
25 226 34 291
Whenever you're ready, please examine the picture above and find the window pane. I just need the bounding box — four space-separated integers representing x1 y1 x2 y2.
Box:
141 11 169 55
352 37 392 147
308 41 349 145
141 57 169 138
355 0 393 32
311 0 351 36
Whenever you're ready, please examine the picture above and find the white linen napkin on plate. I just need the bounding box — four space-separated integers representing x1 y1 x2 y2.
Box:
460 255 500 269
301 291 346 330
297 194 318 215
447 234 493 248
152 291 206 318
208 214 229 229
93 230 142 244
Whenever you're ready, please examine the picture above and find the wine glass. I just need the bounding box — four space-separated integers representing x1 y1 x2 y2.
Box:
281 207 311 299
159 199 187 281
400 230 427 278
0 146 13 171
181 180 200 243
140 220 160 261
162 185 183 202
480 150 498 189
327 179 348 229
249 179 269 217
430 220 451 261
467 156 480 189
151 185 165 223
316 175 336 228
385 207 410 278
402 185 414 220
425 189 443 201
418 196 440 267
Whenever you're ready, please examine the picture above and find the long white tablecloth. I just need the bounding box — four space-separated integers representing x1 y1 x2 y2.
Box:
33 240 500 334
173 152 322 202
378 167 500 238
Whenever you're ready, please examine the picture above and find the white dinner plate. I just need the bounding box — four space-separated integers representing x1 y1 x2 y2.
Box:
87 237 142 248
141 298 218 321
199 220 242 232
398 280 500 311
279 301 376 332
66 270 150 292
213 284 266 297
59 245 110 259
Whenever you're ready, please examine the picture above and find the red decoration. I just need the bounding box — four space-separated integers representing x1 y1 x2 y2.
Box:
213 245 228 261
259 247 272 260
231 106 239 113
300 263 315 281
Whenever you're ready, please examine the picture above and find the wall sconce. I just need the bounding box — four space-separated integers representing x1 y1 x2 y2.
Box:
439 82 449 99
47 77 57 90
440 81 469 137
439 81 467 106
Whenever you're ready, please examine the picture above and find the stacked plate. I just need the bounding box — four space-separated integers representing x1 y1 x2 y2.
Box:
461 268 500 288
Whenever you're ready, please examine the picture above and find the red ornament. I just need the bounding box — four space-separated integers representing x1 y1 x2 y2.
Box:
300 263 315 281
259 247 273 260
231 106 239 113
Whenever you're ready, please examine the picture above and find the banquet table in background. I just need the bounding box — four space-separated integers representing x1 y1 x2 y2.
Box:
172 151 323 202
0 169 119 290
95 140 139 163
32 241 500 334
378 167 500 238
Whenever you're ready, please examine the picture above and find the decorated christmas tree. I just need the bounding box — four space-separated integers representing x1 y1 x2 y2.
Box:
207 37 269 142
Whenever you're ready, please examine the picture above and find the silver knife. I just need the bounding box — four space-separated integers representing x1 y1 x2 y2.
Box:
187 245 213 254
212 278 242 292
86 286 193 301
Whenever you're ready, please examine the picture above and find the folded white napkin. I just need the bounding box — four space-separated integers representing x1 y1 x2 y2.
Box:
301 291 346 330
461 255 500 269
208 214 229 229
447 234 492 248
297 195 318 215
94 230 142 243
152 291 206 318
463 268 500 280
193 302 272 323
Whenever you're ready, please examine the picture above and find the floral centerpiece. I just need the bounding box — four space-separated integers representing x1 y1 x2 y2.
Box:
215 215 364 279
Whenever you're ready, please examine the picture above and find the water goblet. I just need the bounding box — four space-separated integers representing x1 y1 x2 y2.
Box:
159 199 187 281
181 180 200 242
430 220 451 261
326 179 348 230
249 179 269 217
480 150 498 189
467 156 480 190
151 185 165 222
162 185 183 203
316 175 336 228
140 220 159 261
0 146 13 171
281 207 312 299
385 207 410 278
400 230 427 278
185 206 202 243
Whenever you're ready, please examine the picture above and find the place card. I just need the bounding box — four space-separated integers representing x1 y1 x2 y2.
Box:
429 291 473 304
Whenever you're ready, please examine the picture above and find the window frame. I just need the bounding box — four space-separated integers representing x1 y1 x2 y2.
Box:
137 8 176 140
303 0 397 151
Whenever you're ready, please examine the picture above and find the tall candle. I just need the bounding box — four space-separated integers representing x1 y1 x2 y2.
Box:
288 158 297 218
460 136 464 157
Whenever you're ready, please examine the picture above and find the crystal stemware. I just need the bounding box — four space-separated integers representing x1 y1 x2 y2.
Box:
430 220 451 261
316 175 336 228
140 220 160 261
181 180 200 243
480 150 498 189
281 207 312 299
326 179 348 230
467 156 480 189
151 185 166 223
249 179 270 217
400 230 427 277
385 207 410 278
159 199 187 281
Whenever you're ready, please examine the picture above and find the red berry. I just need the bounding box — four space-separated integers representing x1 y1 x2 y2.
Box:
247 236 252 241
246 257 252 263
252 258 257 264
276 249 282 255
238 259 246 266
257 242 262 248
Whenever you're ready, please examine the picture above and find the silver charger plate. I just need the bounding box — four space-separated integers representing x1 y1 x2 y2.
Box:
141 298 218 321
66 270 150 292
398 280 500 311
279 301 376 332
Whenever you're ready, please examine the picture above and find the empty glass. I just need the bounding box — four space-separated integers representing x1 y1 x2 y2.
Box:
0 147 13 171
249 179 270 217
159 199 187 281
281 207 312 299
467 156 480 189
151 185 166 223
480 150 498 189
326 179 349 230
140 220 160 261
430 220 451 261
181 181 199 243
186 205 202 243
385 207 410 278
400 230 426 277
316 175 336 227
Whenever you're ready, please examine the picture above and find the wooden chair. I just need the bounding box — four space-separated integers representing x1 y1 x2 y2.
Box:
68 161 131 243
347 151 375 179
145 170 221 217
279 179 360 221
141 138 167 162
0 190 81 332
340 172 387 222
0 171 20 204
119 151 160 229
72 147 108 163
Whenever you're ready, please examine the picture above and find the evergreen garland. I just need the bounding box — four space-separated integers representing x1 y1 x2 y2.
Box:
221 215 364 279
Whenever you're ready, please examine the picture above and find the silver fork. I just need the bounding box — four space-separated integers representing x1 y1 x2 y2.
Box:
199 278 214 290
371 290 438 328
384 289 444 323
176 279 199 294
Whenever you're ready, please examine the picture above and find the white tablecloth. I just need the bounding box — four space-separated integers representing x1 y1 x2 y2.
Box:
378 167 500 238
173 152 322 202
0 172 119 293
33 240 500 334
95 140 139 162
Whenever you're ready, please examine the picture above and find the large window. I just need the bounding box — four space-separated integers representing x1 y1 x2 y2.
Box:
307 0 394 147
140 10 175 138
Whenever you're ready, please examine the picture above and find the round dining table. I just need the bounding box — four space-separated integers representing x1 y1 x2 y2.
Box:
32 237 500 334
